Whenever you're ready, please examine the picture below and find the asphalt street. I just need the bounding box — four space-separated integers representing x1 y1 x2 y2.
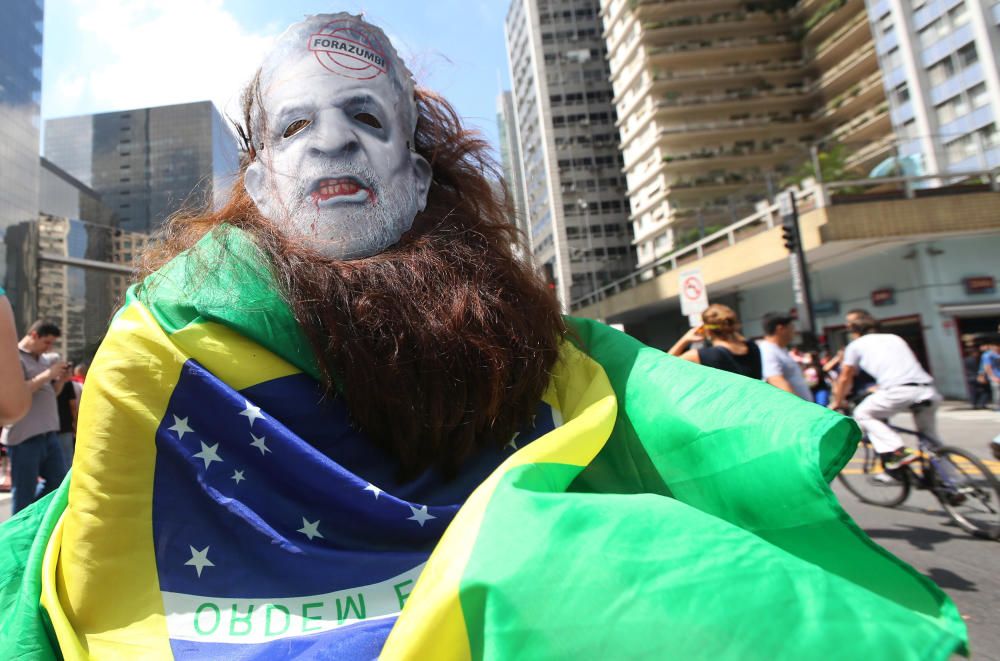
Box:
834 402 1000 659
1 401 998 656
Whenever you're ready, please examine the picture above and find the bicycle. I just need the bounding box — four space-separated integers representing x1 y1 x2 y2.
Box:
837 400 1000 540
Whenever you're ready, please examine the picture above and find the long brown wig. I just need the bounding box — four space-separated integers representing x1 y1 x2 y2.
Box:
139 85 566 480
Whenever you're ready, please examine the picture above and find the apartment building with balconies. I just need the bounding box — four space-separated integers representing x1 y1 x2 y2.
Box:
505 0 636 308
804 0 895 173
603 0 899 271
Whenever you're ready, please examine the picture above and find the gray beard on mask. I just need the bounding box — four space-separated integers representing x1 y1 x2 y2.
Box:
270 160 421 259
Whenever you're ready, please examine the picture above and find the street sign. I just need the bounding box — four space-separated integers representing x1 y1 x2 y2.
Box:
679 269 709 322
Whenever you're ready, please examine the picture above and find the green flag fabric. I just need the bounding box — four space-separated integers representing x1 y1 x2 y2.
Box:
0 225 968 659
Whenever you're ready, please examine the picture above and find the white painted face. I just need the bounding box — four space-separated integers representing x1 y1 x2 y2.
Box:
244 15 432 259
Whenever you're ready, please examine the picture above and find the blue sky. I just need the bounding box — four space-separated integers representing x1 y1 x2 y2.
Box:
41 0 511 153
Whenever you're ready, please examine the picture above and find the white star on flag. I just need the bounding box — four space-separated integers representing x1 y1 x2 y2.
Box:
231 470 245 484
185 545 214 577
506 433 520 451
193 442 223 469
407 504 436 527
298 518 324 541
239 400 265 427
250 433 271 455
168 415 193 439
363 483 383 499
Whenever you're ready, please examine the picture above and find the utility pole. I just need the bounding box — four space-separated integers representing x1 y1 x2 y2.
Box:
778 191 817 349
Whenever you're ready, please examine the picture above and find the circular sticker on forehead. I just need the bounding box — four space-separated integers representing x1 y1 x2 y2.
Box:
307 19 389 80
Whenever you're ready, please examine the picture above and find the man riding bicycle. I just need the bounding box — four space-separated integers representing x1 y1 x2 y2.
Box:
830 309 941 471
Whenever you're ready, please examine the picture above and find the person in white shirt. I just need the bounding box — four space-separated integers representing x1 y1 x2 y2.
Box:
829 309 939 470
757 312 813 401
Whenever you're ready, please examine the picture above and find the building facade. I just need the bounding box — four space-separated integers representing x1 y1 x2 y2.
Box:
867 0 1000 174
505 0 635 307
5 158 137 359
0 0 44 294
602 0 903 276
44 101 241 235
497 91 531 242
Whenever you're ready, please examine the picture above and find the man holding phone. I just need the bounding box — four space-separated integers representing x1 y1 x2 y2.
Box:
0 321 70 514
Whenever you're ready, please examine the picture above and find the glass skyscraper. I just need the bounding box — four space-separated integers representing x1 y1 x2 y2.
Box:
45 101 241 235
0 0 44 291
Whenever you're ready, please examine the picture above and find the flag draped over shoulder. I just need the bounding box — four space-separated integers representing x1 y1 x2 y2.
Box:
0 226 967 660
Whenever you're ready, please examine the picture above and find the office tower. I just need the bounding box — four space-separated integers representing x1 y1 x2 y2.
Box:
505 0 635 307
0 0 44 290
868 0 1000 174
497 91 531 242
45 101 241 235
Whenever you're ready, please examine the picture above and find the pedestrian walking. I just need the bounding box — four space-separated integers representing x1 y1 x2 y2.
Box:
668 304 762 379
757 312 813 401
980 338 1000 411
963 341 991 409
0 321 71 514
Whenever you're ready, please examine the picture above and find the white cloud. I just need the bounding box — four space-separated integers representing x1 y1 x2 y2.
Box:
53 0 276 121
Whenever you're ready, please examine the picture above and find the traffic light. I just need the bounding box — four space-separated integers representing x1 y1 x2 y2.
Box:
781 218 799 252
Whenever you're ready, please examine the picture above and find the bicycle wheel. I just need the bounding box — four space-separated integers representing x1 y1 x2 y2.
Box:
933 446 1000 540
837 438 910 507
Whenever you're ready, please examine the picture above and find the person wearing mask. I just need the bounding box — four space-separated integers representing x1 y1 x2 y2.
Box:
829 309 938 470
0 321 71 514
668 304 762 379
757 312 813 401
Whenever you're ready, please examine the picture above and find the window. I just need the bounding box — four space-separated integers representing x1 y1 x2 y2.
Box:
883 46 902 70
935 94 969 124
957 43 978 67
878 13 894 38
928 56 955 86
970 83 989 109
892 82 910 105
944 133 976 164
948 2 968 29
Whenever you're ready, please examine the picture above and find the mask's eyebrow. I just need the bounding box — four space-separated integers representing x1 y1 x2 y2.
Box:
271 103 311 126
342 93 388 118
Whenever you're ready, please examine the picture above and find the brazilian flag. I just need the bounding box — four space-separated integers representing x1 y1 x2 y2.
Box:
0 226 966 659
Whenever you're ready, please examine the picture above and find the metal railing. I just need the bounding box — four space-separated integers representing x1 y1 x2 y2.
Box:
569 169 1000 311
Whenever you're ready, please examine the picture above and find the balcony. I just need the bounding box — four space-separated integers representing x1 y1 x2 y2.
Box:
640 7 793 42
648 34 800 66
635 0 745 23
810 11 872 70
811 70 884 124
657 87 814 118
831 102 890 143
810 44 878 99
661 144 800 173
842 133 897 173
657 114 812 145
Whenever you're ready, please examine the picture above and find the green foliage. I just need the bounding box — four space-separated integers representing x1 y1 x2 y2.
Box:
781 142 858 186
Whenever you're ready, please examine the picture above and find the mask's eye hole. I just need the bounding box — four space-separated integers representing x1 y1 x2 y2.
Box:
354 112 382 129
282 119 311 138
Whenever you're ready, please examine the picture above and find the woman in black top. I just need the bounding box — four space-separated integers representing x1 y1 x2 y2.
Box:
667 304 762 380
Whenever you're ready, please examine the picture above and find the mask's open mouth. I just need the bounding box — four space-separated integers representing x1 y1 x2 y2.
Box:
309 176 372 205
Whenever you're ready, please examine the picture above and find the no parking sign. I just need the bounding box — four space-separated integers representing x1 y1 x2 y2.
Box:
679 269 709 327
